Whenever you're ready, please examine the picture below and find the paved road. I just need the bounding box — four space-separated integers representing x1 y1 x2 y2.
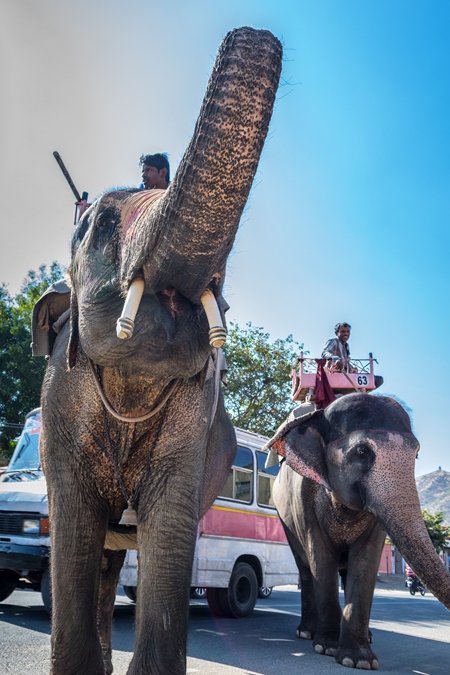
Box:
1 584 449 674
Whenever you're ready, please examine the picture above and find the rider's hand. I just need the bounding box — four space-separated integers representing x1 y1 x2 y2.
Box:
76 200 91 218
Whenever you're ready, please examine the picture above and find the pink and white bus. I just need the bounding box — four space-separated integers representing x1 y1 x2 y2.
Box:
119 427 298 617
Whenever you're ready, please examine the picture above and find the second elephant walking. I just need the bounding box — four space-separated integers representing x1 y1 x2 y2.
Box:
265 393 450 670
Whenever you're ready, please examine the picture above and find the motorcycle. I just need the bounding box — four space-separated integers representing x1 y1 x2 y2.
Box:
406 575 426 596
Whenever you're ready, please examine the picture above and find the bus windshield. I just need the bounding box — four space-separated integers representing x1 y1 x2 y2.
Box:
8 410 42 471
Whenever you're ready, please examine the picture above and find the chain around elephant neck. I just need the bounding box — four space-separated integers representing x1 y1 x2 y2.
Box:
88 357 179 423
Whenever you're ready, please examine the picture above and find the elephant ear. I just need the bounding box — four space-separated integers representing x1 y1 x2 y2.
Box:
67 290 79 370
264 409 331 490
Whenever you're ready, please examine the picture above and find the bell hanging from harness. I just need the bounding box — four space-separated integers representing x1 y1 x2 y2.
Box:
119 501 138 526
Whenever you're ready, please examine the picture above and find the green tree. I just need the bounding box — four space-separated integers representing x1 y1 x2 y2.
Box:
422 510 450 553
0 262 66 456
222 322 302 437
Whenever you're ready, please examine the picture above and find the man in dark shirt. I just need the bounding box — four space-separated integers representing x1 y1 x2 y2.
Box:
322 322 383 388
321 322 357 373
139 153 170 190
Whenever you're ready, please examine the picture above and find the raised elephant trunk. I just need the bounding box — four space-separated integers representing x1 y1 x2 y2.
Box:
363 441 450 609
120 27 283 304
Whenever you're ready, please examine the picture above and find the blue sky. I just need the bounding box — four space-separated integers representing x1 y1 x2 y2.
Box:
1 1 449 476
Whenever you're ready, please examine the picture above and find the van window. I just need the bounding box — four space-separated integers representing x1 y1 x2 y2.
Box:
218 445 253 503
8 411 42 471
256 451 279 508
9 432 40 471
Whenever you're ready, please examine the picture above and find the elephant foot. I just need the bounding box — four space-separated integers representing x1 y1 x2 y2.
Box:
296 619 315 640
314 643 337 657
313 633 339 657
103 655 113 675
340 656 379 670
297 628 313 639
337 646 379 670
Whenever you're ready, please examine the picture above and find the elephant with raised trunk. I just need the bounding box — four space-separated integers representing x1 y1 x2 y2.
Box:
38 28 282 675
265 393 450 670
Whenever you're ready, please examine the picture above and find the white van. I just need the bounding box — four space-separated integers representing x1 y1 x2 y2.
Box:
0 409 51 611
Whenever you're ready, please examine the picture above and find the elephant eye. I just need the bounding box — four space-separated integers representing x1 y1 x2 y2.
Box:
92 208 119 250
97 207 117 228
350 443 375 466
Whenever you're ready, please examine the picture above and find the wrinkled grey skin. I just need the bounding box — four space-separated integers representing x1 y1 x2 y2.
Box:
268 394 450 670
40 28 282 675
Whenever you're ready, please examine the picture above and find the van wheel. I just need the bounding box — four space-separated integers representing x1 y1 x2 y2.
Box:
206 587 226 617
0 572 16 602
258 586 273 599
191 587 207 599
220 562 258 618
41 568 52 615
123 586 137 602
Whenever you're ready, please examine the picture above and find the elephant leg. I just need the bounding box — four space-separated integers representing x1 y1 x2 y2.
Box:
297 561 317 640
98 549 127 675
127 472 200 675
281 525 317 639
309 545 342 657
48 479 108 675
336 526 385 670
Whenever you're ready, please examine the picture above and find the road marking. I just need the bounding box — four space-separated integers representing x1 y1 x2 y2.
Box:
196 629 226 636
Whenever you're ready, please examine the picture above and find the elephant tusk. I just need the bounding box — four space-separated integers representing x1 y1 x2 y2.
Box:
200 289 227 348
116 276 145 340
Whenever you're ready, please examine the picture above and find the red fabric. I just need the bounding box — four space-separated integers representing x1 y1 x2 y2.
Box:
314 359 336 409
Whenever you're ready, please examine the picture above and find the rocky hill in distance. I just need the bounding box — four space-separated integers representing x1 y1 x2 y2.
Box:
416 469 450 526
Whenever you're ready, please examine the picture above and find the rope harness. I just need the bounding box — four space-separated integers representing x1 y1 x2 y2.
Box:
88 357 180 423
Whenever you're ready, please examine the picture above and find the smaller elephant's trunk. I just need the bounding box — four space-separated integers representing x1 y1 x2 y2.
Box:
378 499 450 608
365 446 450 609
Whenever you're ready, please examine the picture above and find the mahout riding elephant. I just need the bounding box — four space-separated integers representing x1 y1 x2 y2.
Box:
265 393 450 670
38 28 282 675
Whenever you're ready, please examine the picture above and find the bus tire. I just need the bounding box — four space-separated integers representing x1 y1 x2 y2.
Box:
0 572 16 602
206 587 226 617
220 562 258 618
41 567 52 615
123 586 137 602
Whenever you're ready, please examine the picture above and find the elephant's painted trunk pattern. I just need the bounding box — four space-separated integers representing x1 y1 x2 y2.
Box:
120 27 283 304
363 440 450 609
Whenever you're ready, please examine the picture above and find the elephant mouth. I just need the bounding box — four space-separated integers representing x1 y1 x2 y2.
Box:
161 286 179 319
116 274 227 349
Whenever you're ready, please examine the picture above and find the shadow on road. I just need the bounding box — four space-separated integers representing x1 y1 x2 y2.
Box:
1 588 449 674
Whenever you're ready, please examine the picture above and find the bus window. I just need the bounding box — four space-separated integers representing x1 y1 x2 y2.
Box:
218 445 253 503
256 451 279 508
